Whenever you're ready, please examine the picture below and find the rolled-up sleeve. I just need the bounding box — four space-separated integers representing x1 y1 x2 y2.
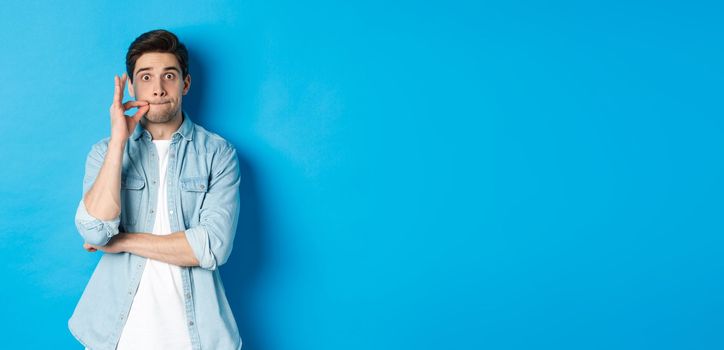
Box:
74 140 120 246
185 144 241 271
75 199 120 246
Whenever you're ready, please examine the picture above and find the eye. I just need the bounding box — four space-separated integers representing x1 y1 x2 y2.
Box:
141 74 151 81
164 73 176 80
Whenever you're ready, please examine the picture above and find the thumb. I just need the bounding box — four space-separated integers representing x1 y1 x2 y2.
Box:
131 104 150 123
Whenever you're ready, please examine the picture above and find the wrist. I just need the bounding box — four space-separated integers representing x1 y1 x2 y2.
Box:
118 232 138 253
109 137 127 149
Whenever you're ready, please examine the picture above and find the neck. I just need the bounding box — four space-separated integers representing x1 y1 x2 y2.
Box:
141 111 184 140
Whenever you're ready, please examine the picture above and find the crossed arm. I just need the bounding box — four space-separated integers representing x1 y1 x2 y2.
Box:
84 231 200 267
75 138 240 270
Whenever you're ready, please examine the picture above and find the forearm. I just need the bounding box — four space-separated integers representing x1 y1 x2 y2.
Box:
83 139 125 220
120 232 200 267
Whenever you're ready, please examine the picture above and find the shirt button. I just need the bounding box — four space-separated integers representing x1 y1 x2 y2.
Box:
189 321 194 326
150 209 155 213
200 185 205 189
185 293 191 298
169 210 174 214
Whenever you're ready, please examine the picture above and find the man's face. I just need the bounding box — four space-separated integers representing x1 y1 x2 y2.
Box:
128 52 191 124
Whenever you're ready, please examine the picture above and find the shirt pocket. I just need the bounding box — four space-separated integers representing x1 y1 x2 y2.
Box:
179 175 209 227
120 174 145 226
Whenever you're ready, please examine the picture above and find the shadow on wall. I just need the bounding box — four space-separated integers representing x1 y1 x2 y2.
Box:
184 46 271 350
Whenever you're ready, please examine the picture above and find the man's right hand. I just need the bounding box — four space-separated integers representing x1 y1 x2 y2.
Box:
110 73 149 144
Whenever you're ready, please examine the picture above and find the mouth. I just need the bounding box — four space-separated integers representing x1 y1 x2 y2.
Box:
149 101 171 105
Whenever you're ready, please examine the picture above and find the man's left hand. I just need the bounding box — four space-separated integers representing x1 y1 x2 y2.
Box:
83 234 128 254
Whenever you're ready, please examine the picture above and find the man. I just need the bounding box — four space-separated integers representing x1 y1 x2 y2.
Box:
68 29 242 350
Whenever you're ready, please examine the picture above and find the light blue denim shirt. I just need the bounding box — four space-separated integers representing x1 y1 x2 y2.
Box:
69 113 242 350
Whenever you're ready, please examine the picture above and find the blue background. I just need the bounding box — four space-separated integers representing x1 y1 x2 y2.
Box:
0 0 722 349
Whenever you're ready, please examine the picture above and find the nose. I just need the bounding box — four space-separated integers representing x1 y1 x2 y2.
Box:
153 83 167 97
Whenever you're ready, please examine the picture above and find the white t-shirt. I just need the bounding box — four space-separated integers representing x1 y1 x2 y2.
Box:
114 140 193 350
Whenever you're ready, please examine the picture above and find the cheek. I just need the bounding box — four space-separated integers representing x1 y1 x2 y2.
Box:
164 81 183 94
132 84 150 97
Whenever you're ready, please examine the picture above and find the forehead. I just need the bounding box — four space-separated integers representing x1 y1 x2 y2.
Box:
134 52 180 73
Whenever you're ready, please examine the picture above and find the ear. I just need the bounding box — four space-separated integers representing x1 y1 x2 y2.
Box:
128 78 135 98
182 74 191 95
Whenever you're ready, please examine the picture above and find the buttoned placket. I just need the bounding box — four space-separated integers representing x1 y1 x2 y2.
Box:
165 133 202 349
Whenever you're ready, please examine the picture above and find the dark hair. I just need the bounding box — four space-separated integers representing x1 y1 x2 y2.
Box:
125 29 189 83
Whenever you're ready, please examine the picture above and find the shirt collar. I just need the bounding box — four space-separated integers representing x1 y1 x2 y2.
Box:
131 110 195 142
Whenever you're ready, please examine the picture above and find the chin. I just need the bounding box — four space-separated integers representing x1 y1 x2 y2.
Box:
145 113 172 124
146 108 179 123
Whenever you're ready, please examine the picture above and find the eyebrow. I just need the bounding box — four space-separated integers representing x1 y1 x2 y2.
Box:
135 66 181 75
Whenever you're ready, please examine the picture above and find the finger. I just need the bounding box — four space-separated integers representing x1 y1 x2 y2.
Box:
119 74 127 102
83 243 97 252
130 104 149 122
113 75 121 106
123 100 149 111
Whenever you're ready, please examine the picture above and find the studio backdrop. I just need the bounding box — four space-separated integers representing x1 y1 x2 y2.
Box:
0 0 722 349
